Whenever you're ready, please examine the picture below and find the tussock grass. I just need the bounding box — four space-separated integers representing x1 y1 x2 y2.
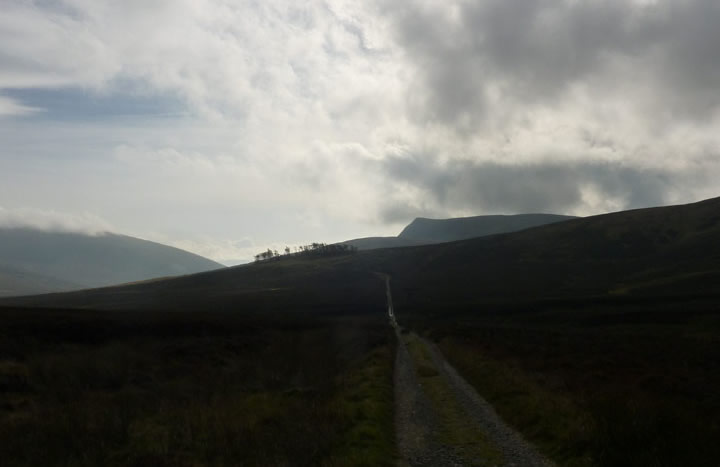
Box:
326 344 395 466
439 339 593 467
0 308 395 466
407 302 720 467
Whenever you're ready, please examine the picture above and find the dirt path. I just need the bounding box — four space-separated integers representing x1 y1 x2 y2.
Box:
383 275 554 467
394 327 467 466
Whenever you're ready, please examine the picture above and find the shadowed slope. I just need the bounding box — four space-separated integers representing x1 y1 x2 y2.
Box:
1 255 385 312
4 196 720 311
343 213 576 251
0 264 83 297
340 236 427 251
374 196 720 307
0 229 224 296
398 214 576 243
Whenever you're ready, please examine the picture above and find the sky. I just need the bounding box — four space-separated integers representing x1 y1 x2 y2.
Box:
1 0 720 264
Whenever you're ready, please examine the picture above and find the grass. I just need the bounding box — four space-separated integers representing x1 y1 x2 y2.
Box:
0 307 395 466
327 344 395 466
402 300 720 467
403 333 503 466
438 339 594 467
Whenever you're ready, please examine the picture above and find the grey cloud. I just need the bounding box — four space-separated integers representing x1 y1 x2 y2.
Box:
379 201 443 225
373 0 720 224
379 154 696 223
0 206 113 235
383 0 720 127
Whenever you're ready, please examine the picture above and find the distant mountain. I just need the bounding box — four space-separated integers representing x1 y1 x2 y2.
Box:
398 213 577 243
6 196 720 311
0 264 82 297
344 213 576 250
0 229 224 297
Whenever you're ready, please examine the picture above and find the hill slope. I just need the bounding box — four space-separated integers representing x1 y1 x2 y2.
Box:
344 213 576 250
0 229 224 297
398 213 577 243
373 196 720 307
0 254 384 311
0 264 83 297
3 196 719 309
340 236 427 250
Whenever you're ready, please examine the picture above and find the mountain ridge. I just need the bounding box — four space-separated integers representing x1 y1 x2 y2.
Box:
0 228 224 297
398 213 577 242
344 213 577 250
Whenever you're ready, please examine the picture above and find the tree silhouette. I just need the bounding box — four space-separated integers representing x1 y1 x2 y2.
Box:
254 242 357 262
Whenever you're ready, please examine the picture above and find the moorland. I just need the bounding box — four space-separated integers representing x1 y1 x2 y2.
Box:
2 196 720 466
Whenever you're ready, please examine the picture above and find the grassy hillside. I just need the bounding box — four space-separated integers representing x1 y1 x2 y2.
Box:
5 197 720 310
1 254 385 312
377 196 720 466
401 297 720 467
398 213 576 243
0 265 82 297
375 196 720 308
344 213 576 251
341 236 426 251
0 229 224 297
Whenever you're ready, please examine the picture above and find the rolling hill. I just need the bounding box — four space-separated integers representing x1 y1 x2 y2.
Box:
398 213 577 243
3 196 719 310
0 229 224 297
340 236 426 250
375 196 720 308
0 264 83 297
344 213 576 250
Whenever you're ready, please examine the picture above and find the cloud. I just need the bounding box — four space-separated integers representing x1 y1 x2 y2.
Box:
362 0 720 223
383 0 720 130
0 0 400 122
0 95 41 116
0 205 300 264
1 0 720 249
378 154 714 223
0 206 114 235
140 234 258 265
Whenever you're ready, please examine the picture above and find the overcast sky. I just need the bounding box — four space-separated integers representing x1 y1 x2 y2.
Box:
2 0 720 264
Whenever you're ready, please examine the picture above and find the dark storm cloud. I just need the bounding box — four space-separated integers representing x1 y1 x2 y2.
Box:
379 154 691 222
371 0 720 223
383 0 720 126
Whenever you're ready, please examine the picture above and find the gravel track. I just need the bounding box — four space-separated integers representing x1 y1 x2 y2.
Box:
394 327 466 466
384 275 554 467
420 336 554 467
